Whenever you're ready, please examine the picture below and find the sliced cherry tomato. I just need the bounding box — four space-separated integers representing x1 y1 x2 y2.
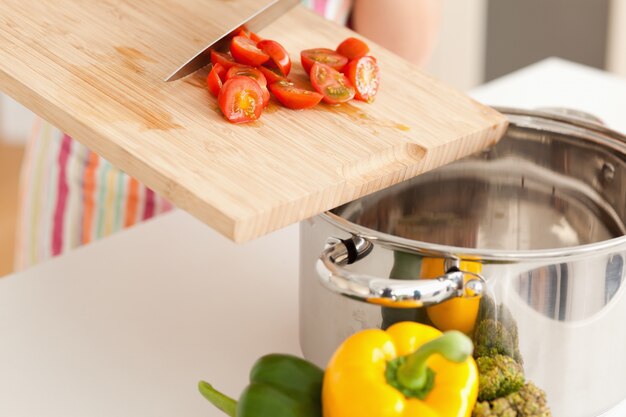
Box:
249 31 263 43
301 48 348 74
225 66 269 107
218 76 264 123
206 63 225 97
225 66 267 88
210 50 237 70
235 28 250 39
214 63 228 81
345 56 380 103
269 80 323 110
235 27 263 43
258 66 287 84
230 36 269 67
336 37 370 60
257 40 291 76
261 86 271 108
309 62 355 104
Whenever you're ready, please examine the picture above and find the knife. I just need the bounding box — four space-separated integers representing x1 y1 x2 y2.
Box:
165 0 299 82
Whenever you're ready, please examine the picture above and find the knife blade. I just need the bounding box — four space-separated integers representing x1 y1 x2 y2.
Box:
165 0 299 82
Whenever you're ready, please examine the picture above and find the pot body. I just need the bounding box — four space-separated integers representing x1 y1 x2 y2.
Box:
299 109 626 417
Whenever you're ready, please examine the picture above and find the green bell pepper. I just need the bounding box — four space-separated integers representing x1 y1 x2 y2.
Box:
199 353 324 417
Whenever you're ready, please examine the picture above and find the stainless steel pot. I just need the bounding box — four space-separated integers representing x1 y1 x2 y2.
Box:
299 108 626 417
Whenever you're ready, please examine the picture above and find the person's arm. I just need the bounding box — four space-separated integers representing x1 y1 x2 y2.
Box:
351 0 442 67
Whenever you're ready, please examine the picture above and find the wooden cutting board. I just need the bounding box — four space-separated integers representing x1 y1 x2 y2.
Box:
0 0 508 242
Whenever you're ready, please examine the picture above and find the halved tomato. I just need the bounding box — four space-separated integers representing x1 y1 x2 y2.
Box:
257 40 291 76
301 48 348 74
225 66 269 107
225 66 267 88
235 27 263 43
345 56 381 103
336 37 370 60
213 63 227 81
210 50 237 70
261 86 271 108
206 63 225 97
249 31 263 44
258 66 287 84
218 76 265 123
230 36 270 67
269 80 323 110
309 62 355 104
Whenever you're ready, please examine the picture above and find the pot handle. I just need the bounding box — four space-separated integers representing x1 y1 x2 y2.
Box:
316 236 485 308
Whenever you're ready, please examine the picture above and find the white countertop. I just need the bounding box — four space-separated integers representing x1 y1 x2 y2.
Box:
1 58 625 417
0 214 301 417
470 57 626 133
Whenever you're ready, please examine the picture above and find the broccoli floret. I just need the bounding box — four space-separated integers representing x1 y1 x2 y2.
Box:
495 304 517 336
472 400 516 417
472 382 551 417
473 319 522 363
506 382 551 417
476 296 518 344
472 297 550 416
477 294 497 323
477 355 525 401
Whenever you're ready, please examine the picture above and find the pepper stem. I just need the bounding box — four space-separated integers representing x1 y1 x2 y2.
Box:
394 331 473 396
198 381 238 417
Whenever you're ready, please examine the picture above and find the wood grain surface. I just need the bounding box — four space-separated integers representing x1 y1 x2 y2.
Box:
0 0 508 242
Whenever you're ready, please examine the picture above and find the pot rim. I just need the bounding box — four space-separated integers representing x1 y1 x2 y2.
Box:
320 210 626 263
321 107 626 264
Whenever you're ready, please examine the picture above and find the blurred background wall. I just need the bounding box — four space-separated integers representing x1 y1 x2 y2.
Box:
427 0 626 90
485 0 609 81
608 0 626 77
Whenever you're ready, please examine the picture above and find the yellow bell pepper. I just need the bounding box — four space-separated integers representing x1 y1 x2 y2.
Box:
422 258 482 334
323 322 478 417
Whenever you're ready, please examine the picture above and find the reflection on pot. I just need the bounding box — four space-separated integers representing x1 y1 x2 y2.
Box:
514 254 625 322
382 253 481 335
